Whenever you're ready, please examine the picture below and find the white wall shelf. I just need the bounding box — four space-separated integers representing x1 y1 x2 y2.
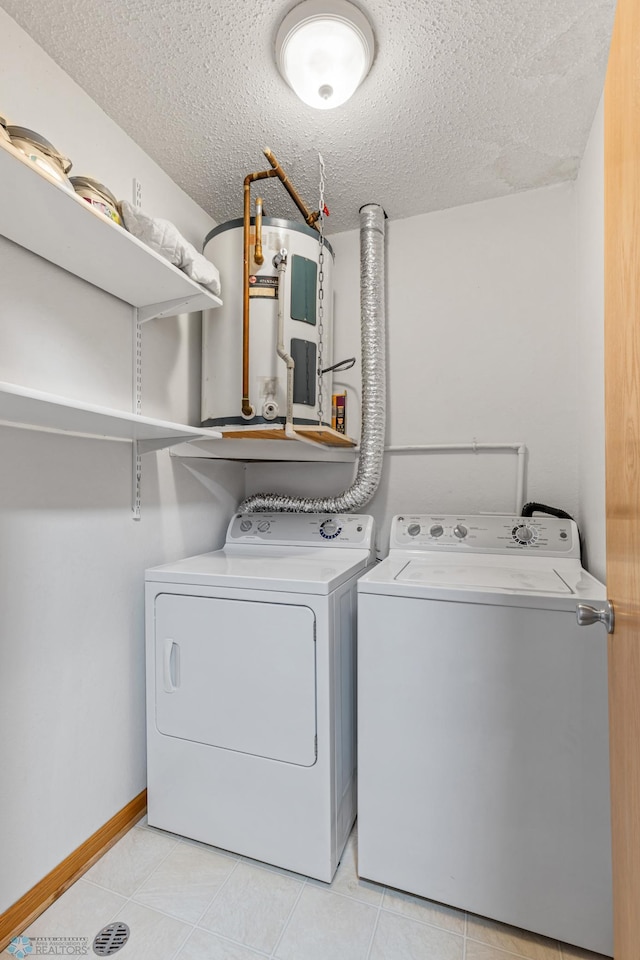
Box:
171 437 357 463
0 139 222 321
0 381 222 451
0 138 226 516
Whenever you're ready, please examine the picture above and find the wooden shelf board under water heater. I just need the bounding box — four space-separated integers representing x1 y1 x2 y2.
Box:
170 424 358 462
220 425 356 448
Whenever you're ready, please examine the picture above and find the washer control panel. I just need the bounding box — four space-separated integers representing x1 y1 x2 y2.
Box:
227 513 375 548
391 515 578 557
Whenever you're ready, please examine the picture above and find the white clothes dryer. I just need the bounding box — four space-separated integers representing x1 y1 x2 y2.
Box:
145 512 375 882
357 514 612 955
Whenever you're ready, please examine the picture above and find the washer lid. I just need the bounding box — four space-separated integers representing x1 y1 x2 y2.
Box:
146 546 372 594
396 560 573 594
358 555 606 610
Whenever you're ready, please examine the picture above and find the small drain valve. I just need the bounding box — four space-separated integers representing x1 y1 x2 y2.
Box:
92 922 130 956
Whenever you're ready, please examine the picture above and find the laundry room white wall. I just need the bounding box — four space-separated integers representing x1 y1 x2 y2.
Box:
575 98 606 583
245 184 579 555
0 10 244 915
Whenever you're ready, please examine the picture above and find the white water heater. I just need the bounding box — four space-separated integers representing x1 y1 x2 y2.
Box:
202 217 334 431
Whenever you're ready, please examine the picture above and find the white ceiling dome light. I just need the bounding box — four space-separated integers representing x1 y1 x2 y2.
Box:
276 0 375 110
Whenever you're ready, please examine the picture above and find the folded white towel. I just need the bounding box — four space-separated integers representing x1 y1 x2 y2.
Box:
120 201 221 296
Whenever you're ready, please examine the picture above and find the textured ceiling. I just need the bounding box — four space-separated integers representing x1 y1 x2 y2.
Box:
1 0 616 234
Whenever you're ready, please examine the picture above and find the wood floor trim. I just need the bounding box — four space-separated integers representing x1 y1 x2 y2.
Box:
0 789 147 952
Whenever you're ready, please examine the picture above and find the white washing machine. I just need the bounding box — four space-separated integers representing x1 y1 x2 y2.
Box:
357 514 612 956
145 512 375 881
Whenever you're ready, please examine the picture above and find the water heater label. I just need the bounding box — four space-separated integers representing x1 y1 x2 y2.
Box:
249 275 279 299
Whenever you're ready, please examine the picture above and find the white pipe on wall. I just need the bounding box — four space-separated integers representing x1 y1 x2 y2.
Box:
356 442 527 514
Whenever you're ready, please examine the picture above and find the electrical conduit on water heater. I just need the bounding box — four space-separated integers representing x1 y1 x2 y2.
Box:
274 248 297 438
239 203 386 513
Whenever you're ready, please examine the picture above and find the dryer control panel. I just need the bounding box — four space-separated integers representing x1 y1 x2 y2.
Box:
391 515 579 557
227 512 375 549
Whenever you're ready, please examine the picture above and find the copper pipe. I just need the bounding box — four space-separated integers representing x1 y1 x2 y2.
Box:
241 153 318 418
263 147 320 230
242 169 278 417
242 176 254 417
254 197 264 265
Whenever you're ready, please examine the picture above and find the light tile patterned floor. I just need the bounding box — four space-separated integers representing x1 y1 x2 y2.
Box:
11 819 612 960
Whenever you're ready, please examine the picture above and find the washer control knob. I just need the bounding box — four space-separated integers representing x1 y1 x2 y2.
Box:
430 524 444 538
407 523 421 537
257 520 271 533
453 524 468 539
239 519 253 532
320 518 342 539
513 524 533 543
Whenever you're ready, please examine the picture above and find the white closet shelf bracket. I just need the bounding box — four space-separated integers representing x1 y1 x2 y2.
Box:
137 292 222 324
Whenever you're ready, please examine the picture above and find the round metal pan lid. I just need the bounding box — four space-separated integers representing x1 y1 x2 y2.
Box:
7 125 72 172
69 175 119 207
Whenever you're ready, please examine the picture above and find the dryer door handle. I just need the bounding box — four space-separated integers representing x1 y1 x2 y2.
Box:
163 639 180 692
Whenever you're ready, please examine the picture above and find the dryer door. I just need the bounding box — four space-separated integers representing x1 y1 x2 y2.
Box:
154 595 317 766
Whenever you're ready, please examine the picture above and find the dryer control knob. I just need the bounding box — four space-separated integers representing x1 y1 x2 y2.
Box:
240 519 253 532
407 523 421 537
320 519 342 539
430 524 444 538
257 520 271 533
453 524 468 539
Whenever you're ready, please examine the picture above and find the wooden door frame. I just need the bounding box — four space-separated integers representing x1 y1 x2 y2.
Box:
604 0 640 955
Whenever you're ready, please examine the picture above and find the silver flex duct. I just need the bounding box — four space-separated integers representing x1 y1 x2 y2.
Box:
239 203 386 514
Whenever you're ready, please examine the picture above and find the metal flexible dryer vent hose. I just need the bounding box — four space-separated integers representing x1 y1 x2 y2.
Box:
239 203 386 514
